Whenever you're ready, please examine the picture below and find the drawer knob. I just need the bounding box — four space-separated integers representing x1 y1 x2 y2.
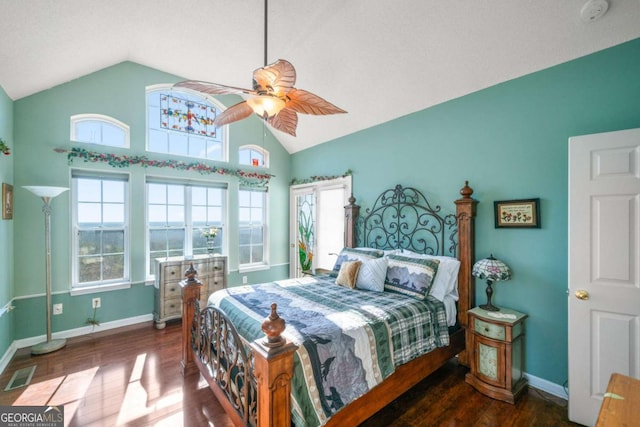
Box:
484 327 489 333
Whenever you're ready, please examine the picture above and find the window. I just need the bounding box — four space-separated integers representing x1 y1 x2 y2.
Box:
70 114 130 147
147 180 226 276
146 86 228 161
72 171 129 289
239 188 267 269
239 144 269 168
290 176 351 277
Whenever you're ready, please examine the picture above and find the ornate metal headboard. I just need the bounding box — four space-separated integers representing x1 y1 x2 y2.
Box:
356 184 458 256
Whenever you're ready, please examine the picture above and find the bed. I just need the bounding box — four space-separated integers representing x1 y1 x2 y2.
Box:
180 182 478 427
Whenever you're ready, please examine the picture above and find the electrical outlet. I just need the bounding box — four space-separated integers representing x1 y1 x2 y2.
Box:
242 276 248 284
92 298 101 308
53 303 63 315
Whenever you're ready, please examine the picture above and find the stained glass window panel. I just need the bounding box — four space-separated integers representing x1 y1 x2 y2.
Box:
147 88 226 161
160 94 217 137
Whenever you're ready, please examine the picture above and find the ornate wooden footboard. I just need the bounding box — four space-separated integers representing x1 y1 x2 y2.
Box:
181 182 477 427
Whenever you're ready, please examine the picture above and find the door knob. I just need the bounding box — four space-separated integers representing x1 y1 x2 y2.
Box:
575 290 590 300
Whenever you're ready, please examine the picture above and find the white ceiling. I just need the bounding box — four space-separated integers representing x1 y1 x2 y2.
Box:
1 0 639 153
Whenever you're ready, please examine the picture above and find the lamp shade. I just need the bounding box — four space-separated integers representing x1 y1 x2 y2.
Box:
246 95 286 118
23 186 69 198
472 254 511 283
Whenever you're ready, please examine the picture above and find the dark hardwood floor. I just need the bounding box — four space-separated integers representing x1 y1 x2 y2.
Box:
1 321 581 426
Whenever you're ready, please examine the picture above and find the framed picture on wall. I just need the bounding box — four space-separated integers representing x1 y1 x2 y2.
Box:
2 183 13 220
494 198 540 228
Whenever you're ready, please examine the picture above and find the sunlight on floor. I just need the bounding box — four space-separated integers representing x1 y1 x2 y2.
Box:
116 353 185 425
7 351 219 426
12 366 99 426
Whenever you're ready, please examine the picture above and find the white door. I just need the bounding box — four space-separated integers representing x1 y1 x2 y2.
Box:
568 128 640 426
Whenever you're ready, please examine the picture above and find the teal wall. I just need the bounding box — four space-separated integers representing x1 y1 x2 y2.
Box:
5 39 640 389
291 38 640 386
0 85 14 356
11 62 291 338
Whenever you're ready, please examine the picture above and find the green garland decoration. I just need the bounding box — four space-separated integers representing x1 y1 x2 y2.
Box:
55 147 274 187
290 169 352 185
0 137 10 156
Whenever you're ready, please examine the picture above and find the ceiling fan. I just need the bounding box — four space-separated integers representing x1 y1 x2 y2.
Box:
174 59 346 137
173 0 346 137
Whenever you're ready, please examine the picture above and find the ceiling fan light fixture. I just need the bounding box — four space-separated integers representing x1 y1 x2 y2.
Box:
172 0 346 137
247 95 286 118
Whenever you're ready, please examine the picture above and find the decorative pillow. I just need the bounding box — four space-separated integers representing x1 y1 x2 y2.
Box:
356 247 400 257
399 250 461 302
335 261 362 289
330 248 384 277
384 254 440 300
355 256 388 292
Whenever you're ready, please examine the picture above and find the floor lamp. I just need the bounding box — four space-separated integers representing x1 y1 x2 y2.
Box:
24 186 69 355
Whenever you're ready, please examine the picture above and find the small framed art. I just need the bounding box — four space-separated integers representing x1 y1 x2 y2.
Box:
494 198 540 228
2 183 13 220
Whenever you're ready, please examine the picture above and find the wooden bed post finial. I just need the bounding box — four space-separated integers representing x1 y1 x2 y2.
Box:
261 303 286 348
460 180 473 198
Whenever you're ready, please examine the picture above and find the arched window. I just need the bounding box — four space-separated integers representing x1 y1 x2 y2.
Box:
239 144 269 168
146 85 228 161
70 114 130 148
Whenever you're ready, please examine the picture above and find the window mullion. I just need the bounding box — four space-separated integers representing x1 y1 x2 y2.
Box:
185 186 193 257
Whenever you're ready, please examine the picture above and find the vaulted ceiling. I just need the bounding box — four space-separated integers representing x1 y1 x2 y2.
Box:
1 0 638 153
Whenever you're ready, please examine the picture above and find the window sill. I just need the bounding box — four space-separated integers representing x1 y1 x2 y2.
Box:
238 264 270 274
70 281 132 296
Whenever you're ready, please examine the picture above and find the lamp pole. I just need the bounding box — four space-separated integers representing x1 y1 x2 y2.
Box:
24 186 69 355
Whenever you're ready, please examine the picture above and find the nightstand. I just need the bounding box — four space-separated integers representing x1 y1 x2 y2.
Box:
465 306 528 404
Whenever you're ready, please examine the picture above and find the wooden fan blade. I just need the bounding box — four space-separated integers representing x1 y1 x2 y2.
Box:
213 102 254 126
253 59 296 95
268 108 298 136
174 80 255 96
285 89 347 116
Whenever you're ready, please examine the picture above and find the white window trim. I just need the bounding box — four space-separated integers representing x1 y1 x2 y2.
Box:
239 144 270 168
144 176 229 281
71 169 131 290
289 176 352 276
238 187 269 271
70 113 130 147
70 281 132 296
238 263 270 274
145 84 230 162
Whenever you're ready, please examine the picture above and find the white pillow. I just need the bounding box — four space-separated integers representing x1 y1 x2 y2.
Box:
355 256 388 292
399 250 460 302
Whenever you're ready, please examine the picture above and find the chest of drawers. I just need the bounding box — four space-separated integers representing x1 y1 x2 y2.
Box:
154 255 227 329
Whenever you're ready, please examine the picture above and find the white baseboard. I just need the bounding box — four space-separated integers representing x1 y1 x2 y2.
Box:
0 314 153 375
525 372 568 400
0 341 18 377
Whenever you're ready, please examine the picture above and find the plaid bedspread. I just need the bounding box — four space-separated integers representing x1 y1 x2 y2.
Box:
208 276 449 427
